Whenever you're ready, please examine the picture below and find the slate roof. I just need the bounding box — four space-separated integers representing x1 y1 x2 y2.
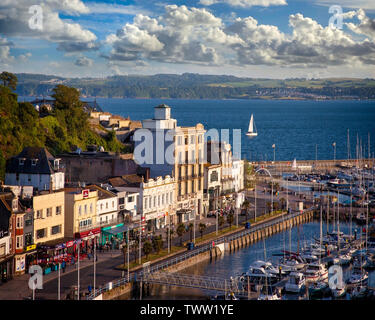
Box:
6 147 58 175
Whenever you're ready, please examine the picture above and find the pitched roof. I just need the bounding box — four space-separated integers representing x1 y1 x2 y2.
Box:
6 147 58 175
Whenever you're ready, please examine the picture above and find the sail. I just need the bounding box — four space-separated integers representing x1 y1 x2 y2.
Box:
292 158 297 169
248 114 254 133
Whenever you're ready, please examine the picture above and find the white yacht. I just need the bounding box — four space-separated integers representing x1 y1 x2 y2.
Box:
304 262 328 282
284 272 306 294
246 114 258 137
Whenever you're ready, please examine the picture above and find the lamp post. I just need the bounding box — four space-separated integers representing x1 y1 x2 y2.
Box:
332 142 336 163
272 144 276 163
93 239 96 292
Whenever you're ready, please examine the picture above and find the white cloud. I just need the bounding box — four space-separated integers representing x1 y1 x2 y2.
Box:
0 0 97 52
85 2 151 16
0 36 14 64
18 52 32 62
105 5 375 70
346 9 375 40
199 0 287 8
74 56 93 67
313 0 375 11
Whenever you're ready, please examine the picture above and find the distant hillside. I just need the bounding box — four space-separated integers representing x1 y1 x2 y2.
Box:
15 73 375 100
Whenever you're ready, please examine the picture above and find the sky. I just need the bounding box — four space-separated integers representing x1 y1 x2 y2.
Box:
0 0 374 79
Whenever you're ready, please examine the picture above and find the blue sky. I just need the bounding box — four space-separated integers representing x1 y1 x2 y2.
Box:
0 0 374 78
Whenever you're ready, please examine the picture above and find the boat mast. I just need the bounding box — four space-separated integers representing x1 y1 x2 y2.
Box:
337 190 340 252
327 193 330 235
320 203 323 263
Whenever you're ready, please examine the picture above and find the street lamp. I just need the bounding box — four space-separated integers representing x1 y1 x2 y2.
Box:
272 144 276 163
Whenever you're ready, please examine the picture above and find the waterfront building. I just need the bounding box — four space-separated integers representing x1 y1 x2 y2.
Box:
64 187 100 247
60 145 138 184
112 174 176 232
135 104 205 224
204 163 222 212
5 147 65 191
232 159 245 193
32 190 65 246
86 185 119 227
0 192 15 281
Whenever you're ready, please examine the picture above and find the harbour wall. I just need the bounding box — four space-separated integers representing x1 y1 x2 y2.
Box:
100 210 314 300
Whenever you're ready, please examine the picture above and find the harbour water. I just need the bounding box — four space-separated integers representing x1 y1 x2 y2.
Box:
19 97 375 162
135 221 375 300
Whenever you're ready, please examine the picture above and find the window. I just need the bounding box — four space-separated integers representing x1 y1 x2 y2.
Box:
190 135 195 144
36 228 46 239
25 232 32 246
148 197 151 208
100 203 103 210
170 191 173 203
51 225 61 235
16 216 23 228
144 198 148 210
78 205 82 215
46 207 52 217
128 196 134 202
106 202 108 209
19 159 25 166
158 195 160 207
31 159 37 166
0 244 5 257
28 174 31 182
112 201 114 208
153 196 156 207
16 236 23 249
178 136 183 145
166 193 168 204
36 210 42 219
90 203 93 213
198 135 203 143
84 204 87 214
185 137 188 145
56 206 62 215
162 194 164 206
119 197 125 205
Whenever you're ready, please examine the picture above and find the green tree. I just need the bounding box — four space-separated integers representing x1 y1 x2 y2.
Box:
199 223 207 239
227 213 234 229
280 198 286 210
218 215 225 230
176 223 186 246
143 241 152 260
52 85 83 110
187 223 194 242
0 71 17 90
242 200 251 220
152 235 163 254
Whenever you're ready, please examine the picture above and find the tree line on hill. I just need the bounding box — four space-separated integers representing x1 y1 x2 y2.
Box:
0 71 128 180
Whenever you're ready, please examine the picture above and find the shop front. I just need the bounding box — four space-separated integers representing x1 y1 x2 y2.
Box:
0 255 13 283
145 211 166 231
25 244 37 272
74 228 101 254
100 223 126 248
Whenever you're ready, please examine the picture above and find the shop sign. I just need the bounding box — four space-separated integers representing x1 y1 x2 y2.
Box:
76 227 101 239
82 189 89 198
26 244 36 252
66 241 74 248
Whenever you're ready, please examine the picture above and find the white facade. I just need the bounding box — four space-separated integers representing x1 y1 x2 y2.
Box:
139 175 175 229
0 235 10 258
232 159 244 192
97 193 118 226
5 172 64 191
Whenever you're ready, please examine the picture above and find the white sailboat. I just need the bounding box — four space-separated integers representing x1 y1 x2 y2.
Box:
246 114 258 137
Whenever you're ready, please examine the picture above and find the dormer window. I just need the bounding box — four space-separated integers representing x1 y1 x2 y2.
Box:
12 199 18 211
54 159 60 170
19 159 25 166
32 159 38 166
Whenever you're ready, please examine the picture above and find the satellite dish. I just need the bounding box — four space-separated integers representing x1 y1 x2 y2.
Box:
76 147 82 155
99 146 104 152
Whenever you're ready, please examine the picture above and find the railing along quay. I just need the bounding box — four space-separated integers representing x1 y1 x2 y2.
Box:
87 207 315 300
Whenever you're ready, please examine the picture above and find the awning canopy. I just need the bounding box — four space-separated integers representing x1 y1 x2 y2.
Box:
102 224 134 235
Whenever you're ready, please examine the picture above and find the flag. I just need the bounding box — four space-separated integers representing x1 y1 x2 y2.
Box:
272 144 275 148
